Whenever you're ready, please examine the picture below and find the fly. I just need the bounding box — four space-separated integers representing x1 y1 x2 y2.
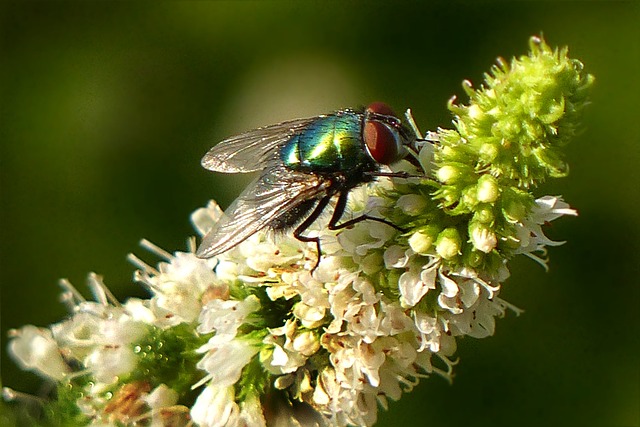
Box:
196 102 420 270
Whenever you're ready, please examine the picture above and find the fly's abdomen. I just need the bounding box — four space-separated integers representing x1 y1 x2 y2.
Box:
268 198 318 231
281 112 372 173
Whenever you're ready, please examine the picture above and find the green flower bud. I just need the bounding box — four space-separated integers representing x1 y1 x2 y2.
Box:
436 228 462 259
463 248 484 268
479 142 499 163
476 174 499 203
474 205 495 224
533 144 569 178
461 185 478 209
502 200 526 223
437 165 461 184
501 188 532 223
439 145 469 163
439 187 461 207
408 225 440 254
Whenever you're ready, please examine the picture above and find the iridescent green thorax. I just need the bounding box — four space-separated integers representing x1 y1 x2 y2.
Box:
281 111 375 174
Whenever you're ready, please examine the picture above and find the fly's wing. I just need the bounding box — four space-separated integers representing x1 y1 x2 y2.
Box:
196 166 330 258
202 116 321 173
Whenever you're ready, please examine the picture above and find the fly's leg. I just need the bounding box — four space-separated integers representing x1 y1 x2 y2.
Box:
327 192 405 233
293 195 333 273
295 190 405 274
368 171 411 179
365 171 423 179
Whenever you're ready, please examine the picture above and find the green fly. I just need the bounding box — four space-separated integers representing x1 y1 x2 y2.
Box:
196 102 422 269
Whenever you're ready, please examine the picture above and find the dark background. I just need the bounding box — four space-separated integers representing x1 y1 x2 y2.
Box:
1 2 638 426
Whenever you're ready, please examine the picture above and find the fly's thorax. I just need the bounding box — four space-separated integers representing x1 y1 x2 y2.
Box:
280 112 376 174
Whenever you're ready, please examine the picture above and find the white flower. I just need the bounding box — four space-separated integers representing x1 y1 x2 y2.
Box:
437 276 480 315
143 385 188 427
292 331 321 357
293 302 327 329
239 236 305 273
413 311 442 352
197 338 259 388
7 325 69 381
383 245 411 268
191 200 225 237
531 195 578 222
85 343 138 383
238 393 267 427
444 293 511 339
378 301 413 335
337 222 396 257
51 303 147 383
136 251 218 324
513 195 577 269
144 384 179 410
398 257 438 307
263 320 308 375
189 386 270 427
191 385 240 427
123 298 157 324
438 269 460 297
470 224 498 253
198 295 260 340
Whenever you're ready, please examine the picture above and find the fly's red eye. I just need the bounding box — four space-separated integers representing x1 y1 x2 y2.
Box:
364 120 400 165
366 102 396 117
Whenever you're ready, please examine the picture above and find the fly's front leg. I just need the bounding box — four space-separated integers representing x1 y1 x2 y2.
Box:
365 171 423 179
327 192 405 233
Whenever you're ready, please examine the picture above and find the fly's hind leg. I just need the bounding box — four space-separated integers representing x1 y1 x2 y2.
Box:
295 190 404 274
293 195 333 273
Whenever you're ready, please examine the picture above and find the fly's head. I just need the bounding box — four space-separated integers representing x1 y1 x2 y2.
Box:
362 102 416 166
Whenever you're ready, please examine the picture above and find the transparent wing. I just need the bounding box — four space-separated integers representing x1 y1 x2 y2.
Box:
202 116 322 173
196 166 330 258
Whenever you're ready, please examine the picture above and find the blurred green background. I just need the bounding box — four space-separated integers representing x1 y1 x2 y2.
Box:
1 2 638 426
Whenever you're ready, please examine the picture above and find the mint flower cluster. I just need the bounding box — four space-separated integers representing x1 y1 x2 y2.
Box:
5 36 593 426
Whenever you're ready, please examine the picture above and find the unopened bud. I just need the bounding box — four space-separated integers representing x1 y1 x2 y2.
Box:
436 228 462 260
